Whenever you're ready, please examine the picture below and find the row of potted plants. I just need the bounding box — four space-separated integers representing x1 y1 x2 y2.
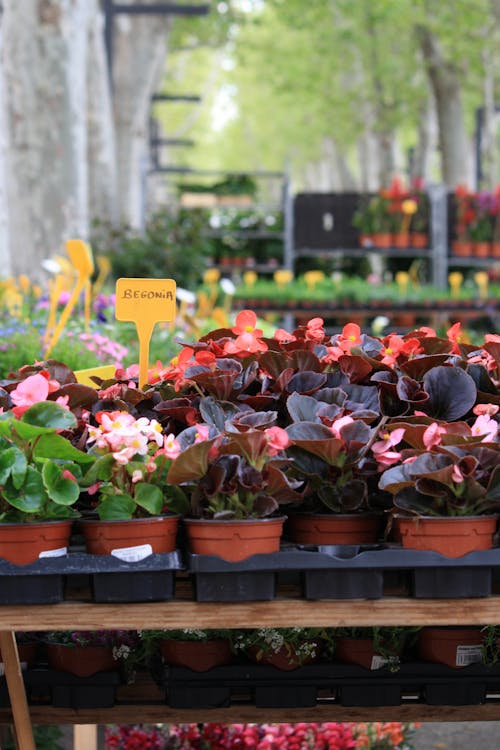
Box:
352 178 430 249
453 185 500 258
10 625 499 679
0 311 498 569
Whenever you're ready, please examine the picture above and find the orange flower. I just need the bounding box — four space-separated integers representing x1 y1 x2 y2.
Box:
231 309 264 338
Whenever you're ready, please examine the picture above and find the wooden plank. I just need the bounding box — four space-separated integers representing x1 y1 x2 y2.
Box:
74 725 97 750
0 702 499 725
0 598 500 630
0 632 35 750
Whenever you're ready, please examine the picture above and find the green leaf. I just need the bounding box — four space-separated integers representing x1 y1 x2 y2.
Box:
83 453 115 484
133 483 163 516
34 433 94 463
97 494 136 521
0 446 26 486
21 401 77 430
42 462 80 506
3 467 46 513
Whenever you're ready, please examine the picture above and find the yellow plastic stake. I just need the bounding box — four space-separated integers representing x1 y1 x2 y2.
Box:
395 271 409 296
45 240 95 356
243 270 258 287
401 199 417 235
115 277 177 389
474 271 489 300
93 255 111 299
448 272 463 300
274 269 293 289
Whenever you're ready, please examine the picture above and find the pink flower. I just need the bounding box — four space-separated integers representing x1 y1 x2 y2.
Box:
372 427 405 468
274 328 296 343
452 464 464 483
131 470 143 483
423 422 447 449
231 309 264 337
473 403 499 417
160 434 181 459
194 424 210 443
304 317 325 342
265 426 290 456
61 469 77 482
224 332 268 356
10 373 50 417
471 414 498 442
330 415 355 439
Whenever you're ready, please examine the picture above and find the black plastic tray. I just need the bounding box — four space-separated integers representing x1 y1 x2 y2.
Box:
186 545 500 601
161 660 500 708
25 668 121 708
0 551 183 604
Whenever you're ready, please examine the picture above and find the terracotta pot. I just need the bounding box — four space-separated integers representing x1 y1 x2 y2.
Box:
472 241 491 258
247 642 319 671
80 514 179 556
286 513 379 546
160 639 233 672
418 627 484 669
372 232 392 248
392 232 410 249
183 517 285 562
46 643 117 677
410 232 429 248
451 239 472 257
492 241 500 258
396 515 498 557
0 520 73 565
392 312 417 328
335 637 400 671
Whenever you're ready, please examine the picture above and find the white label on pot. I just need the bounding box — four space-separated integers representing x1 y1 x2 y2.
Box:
370 655 389 670
39 547 67 558
456 645 483 667
111 544 153 562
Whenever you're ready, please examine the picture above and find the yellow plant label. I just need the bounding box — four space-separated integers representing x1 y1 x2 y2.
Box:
115 278 176 323
75 365 116 387
115 278 177 388
66 239 95 277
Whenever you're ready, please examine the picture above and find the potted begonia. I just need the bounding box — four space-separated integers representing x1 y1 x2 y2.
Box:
379 405 500 556
80 410 184 555
0 385 93 563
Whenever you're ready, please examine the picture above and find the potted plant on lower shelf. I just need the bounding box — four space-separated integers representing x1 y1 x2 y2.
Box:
232 627 329 670
332 626 417 672
41 630 139 678
140 628 234 672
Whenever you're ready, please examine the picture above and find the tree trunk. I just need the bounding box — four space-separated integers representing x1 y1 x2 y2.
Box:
410 95 437 183
112 2 172 227
87 0 118 228
0 7 11 276
4 0 90 280
416 24 472 188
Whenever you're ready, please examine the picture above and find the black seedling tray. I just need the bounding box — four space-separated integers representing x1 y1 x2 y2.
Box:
186 545 500 601
161 660 500 708
25 668 121 708
0 551 183 604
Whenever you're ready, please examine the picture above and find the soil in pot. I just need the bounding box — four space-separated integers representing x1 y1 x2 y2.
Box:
184 517 285 562
160 639 233 672
80 514 180 557
0 520 73 565
418 627 485 669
